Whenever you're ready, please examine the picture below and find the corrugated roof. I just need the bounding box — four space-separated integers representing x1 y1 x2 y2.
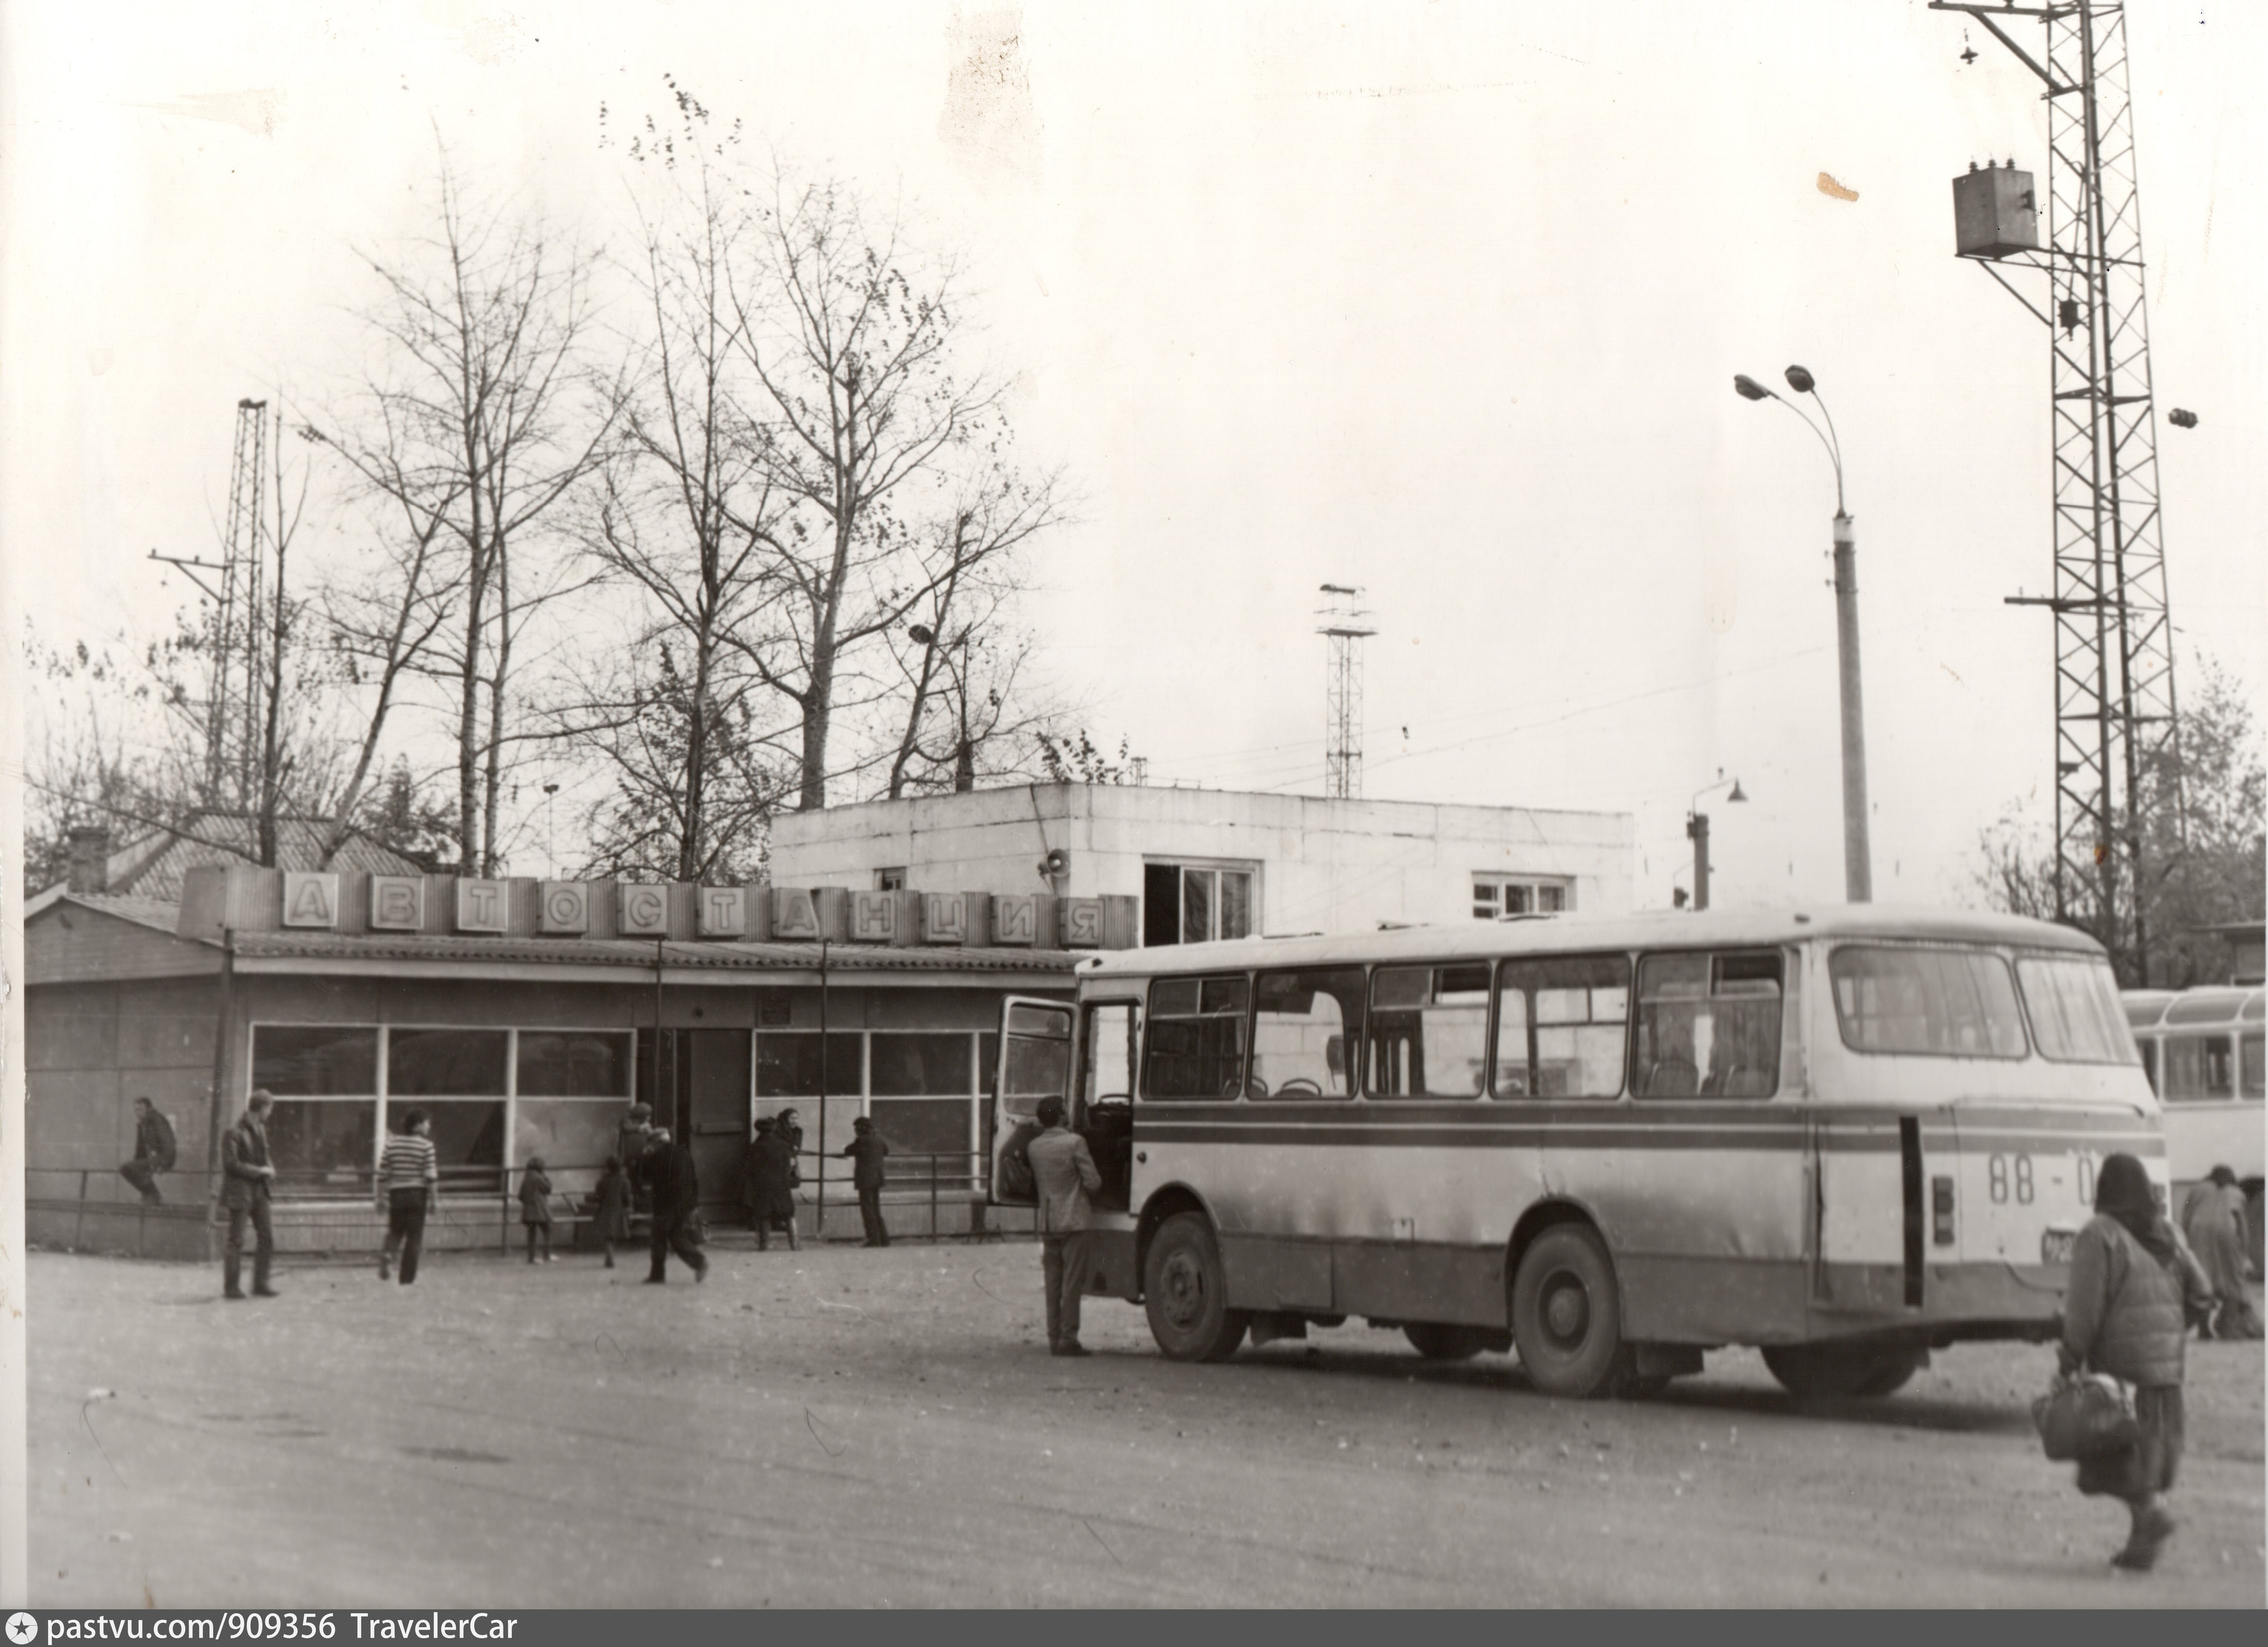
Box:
228 929 1082 975
77 816 427 902
56 893 199 937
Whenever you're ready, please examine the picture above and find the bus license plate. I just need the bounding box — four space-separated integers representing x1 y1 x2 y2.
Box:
2041 1228 2077 1265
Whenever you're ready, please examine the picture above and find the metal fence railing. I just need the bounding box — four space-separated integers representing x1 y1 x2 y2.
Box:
27 1150 1037 1258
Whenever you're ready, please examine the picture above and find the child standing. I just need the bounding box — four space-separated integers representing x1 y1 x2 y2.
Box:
593 1155 631 1269
520 1156 556 1263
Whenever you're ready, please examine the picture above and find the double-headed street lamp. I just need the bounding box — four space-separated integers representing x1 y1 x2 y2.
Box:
1733 365 1872 904
1684 771 1747 912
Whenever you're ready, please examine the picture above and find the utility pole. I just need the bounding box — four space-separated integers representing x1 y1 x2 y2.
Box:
1317 584 1376 800
1934 2 2183 983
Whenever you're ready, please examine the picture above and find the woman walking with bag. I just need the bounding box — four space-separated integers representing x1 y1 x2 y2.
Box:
2058 1152 2215 1571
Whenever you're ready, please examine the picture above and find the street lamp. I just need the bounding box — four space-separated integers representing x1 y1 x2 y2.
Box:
1685 772 1748 912
1732 364 1872 903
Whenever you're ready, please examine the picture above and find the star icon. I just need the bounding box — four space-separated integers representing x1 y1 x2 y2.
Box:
7 1612 40 1645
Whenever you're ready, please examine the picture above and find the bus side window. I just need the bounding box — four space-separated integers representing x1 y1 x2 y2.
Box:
1144 975 1249 1100
1368 964 1489 1099
2206 1035 2235 1098
1495 955 1629 1100
1634 950 1783 1099
2243 1034 2265 1100
2138 1038 2159 1096
1252 968 1366 1099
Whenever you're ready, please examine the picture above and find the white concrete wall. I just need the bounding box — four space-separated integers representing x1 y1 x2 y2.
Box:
771 786 1633 938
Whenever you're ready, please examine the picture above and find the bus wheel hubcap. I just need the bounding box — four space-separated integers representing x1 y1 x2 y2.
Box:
1544 1276 1588 1344
1162 1252 1204 1327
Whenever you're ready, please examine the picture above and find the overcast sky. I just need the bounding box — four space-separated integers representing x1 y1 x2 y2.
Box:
5 0 2262 909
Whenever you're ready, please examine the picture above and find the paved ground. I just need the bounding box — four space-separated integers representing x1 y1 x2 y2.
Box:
26 1242 2265 1608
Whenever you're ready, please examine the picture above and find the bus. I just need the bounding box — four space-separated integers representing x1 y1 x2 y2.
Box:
989 906 2162 1400
2122 985 2264 1267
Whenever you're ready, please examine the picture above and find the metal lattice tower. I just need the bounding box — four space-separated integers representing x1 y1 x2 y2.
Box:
1936 2 2181 980
1317 584 1375 799
154 398 271 809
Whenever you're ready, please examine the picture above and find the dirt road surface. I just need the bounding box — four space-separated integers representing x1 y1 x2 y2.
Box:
27 1245 2265 1608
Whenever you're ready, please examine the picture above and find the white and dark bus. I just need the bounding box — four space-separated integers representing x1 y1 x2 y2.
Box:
990 906 2162 1399
2122 985 2264 1267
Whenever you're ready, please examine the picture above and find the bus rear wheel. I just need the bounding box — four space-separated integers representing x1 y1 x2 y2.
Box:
1510 1224 1626 1399
1143 1212 1250 1362
1761 1342 1924 1401
1404 1322 1492 1361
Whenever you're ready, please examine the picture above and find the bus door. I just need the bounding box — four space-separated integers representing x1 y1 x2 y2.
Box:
988 998 1072 1206
1077 998 1141 1212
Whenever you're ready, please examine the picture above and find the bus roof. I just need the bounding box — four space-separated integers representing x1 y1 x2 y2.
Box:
2122 986 2265 1029
1071 903 2105 981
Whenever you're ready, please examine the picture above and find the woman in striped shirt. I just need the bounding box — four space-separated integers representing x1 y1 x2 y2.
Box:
377 1108 440 1285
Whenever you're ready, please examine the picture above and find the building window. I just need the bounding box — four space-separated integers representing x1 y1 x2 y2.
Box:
876 867 907 892
1473 876 1571 919
1144 861 1256 946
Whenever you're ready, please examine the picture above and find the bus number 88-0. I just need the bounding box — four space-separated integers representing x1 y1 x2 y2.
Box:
1988 1153 2034 1205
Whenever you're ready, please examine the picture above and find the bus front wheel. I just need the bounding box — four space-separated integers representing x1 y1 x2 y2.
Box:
1761 1342 1924 1401
1143 1212 1250 1363
1510 1224 1626 1399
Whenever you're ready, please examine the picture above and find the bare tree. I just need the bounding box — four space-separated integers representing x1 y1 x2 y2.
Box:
320 153 619 873
724 168 1049 810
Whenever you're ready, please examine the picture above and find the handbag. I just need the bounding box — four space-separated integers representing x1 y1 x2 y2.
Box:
2032 1372 2139 1461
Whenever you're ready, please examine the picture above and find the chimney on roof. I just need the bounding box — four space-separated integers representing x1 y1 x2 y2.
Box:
67 825 113 895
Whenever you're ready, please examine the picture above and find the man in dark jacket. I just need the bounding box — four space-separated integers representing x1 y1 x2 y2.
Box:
119 1096 176 1205
639 1127 707 1284
219 1091 280 1299
842 1116 890 1247
744 1117 800 1251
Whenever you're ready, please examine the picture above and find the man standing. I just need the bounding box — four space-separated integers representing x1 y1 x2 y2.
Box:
219 1090 280 1300
640 1126 707 1284
376 1107 440 1285
1027 1097 1101 1356
118 1096 176 1206
744 1117 800 1251
842 1116 891 1248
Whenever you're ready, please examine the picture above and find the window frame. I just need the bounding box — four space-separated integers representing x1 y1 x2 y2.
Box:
1492 951 1633 1101
1140 971 1253 1100
1365 959 1495 1101
1825 943 2030 1062
1629 947 1787 1101
1248 964 1367 1101
1142 859 1260 947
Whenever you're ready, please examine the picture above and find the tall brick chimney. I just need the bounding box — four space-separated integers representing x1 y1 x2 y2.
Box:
67 825 112 895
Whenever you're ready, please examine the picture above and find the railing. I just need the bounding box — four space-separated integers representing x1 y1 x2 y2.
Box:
26 1151 1034 1257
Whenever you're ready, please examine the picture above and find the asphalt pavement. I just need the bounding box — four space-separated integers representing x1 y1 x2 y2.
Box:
25 1243 2266 1607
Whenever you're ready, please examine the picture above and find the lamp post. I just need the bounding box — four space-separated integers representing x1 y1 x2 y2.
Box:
1733 365 1873 903
1685 772 1748 911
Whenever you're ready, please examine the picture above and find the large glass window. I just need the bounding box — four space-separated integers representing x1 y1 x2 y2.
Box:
1143 975 1249 1098
2016 955 2141 1066
756 1032 865 1098
1368 964 1490 1099
870 1033 975 1096
1497 955 1630 1099
868 1098 973 1162
417 1101 507 1188
1249 968 1365 1099
252 1026 377 1095
2243 1034 2265 1100
265 1100 377 1192
1143 863 1256 946
388 1029 509 1095
1828 946 2027 1058
1633 950 1783 1099
517 1031 633 1097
